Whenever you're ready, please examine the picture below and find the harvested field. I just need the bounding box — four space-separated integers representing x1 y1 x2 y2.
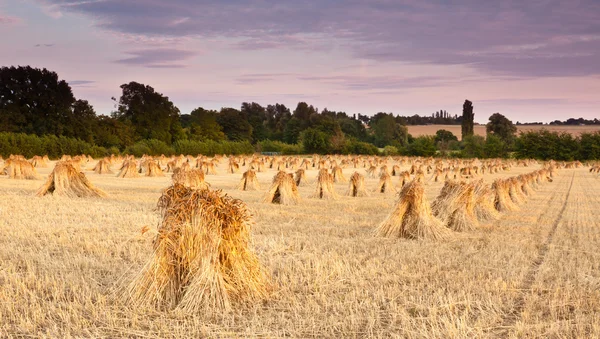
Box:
407 124 600 140
0 156 599 337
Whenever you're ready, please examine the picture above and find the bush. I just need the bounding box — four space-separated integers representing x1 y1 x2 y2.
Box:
256 140 303 154
301 128 331 154
341 140 379 155
0 132 101 159
381 145 399 156
406 136 437 157
460 135 485 158
173 140 254 156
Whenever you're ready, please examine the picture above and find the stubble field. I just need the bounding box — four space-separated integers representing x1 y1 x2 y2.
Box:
1 157 599 338
407 124 600 140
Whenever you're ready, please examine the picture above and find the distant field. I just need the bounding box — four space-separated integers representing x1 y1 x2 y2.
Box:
408 124 600 140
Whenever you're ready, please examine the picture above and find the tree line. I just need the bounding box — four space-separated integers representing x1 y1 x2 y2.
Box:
1 66 599 160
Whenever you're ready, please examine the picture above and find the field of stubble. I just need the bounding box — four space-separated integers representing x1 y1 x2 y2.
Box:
1 159 599 338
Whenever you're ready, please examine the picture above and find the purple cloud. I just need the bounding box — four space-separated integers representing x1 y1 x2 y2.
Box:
298 74 461 90
37 0 600 78
0 13 21 25
114 48 196 68
69 80 96 87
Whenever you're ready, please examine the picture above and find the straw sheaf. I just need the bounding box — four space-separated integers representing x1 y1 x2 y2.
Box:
125 184 272 312
238 170 260 191
37 161 106 198
347 172 369 197
263 171 299 205
375 179 451 240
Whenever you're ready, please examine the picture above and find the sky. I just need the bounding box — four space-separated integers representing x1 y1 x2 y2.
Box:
1 0 599 123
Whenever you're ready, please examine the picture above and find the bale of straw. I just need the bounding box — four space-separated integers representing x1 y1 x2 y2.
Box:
30 155 49 168
312 169 338 200
294 169 306 186
376 172 395 194
398 171 411 188
346 172 368 197
125 184 272 312
37 161 106 198
93 158 113 174
3 159 39 179
492 179 518 212
263 171 299 205
519 175 534 196
172 168 208 190
431 180 463 222
228 161 240 174
117 160 140 178
473 180 500 222
507 177 526 205
445 182 479 231
366 165 377 178
375 179 451 240
238 170 260 191
332 166 347 183
146 160 165 177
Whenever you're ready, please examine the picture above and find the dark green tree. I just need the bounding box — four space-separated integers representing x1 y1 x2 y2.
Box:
265 103 291 141
406 136 437 156
292 102 317 129
434 129 458 143
241 102 269 141
483 134 508 158
461 100 474 139
186 107 226 141
283 117 303 144
301 128 331 154
369 113 408 148
461 135 485 158
0 66 76 136
67 100 97 144
114 82 183 144
486 112 517 144
216 107 253 141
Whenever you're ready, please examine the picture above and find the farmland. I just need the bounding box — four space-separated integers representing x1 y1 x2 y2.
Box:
1 156 599 337
407 124 600 140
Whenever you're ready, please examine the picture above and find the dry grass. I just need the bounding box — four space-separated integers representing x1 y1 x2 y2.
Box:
408 124 600 140
0 157 599 337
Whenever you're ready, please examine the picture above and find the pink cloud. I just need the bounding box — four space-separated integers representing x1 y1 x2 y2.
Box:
0 13 21 25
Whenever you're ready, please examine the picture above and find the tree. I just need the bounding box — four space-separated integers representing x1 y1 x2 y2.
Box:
186 107 225 141
461 100 474 139
301 128 330 154
483 134 508 158
68 100 97 144
486 113 517 144
461 135 485 158
434 129 458 144
369 113 408 148
283 117 302 144
292 102 317 128
241 102 269 141
0 66 76 136
265 103 291 141
406 136 437 156
216 107 253 141
114 81 183 144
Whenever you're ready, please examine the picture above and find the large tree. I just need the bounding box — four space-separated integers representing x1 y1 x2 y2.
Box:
486 112 517 143
241 102 269 141
369 113 408 148
186 107 225 141
114 81 183 144
216 107 253 141
0 66 76 136
461 100 475 139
